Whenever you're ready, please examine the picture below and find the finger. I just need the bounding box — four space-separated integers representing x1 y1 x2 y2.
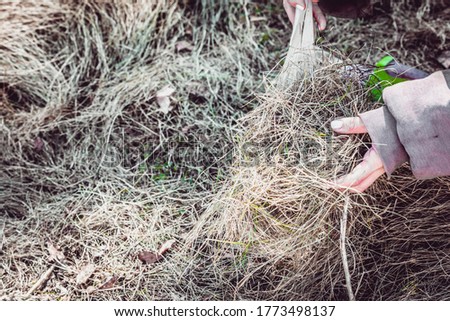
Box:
346 167 385 193
335 161 373 188
331 117 367 134
283 0 296 24
334 148 384 188
288 0 306 10
312 4 327 31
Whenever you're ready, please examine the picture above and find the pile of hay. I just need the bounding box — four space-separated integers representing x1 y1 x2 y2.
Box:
1 0 449 300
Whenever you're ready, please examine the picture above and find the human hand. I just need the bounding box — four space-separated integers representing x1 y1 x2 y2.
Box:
330 117 386 193
283 0 327 31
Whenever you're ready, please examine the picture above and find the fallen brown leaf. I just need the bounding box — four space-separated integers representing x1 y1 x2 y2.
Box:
47 242 65 261
99 275 118 290
176 40 194 52
137 251 162 264
76 263 96 285
34 137 44 151
158 239 176 255
137 240 176 265
156 86 176 114
437 51 450 69
86 286 96 294
157 96 171 114
156 86 175 98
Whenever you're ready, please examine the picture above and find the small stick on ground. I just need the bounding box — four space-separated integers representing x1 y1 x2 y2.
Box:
26 265 55 298
340 197 355 301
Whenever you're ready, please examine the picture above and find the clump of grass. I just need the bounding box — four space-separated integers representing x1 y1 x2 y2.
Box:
183 63 374 300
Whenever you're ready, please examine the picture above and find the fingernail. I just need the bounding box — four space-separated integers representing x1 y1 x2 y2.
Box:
331 120 343 130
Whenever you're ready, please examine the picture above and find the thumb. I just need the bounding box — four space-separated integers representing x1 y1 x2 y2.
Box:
331 117 367 134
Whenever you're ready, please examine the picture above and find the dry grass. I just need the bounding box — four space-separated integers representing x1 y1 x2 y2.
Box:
1 0 449 300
